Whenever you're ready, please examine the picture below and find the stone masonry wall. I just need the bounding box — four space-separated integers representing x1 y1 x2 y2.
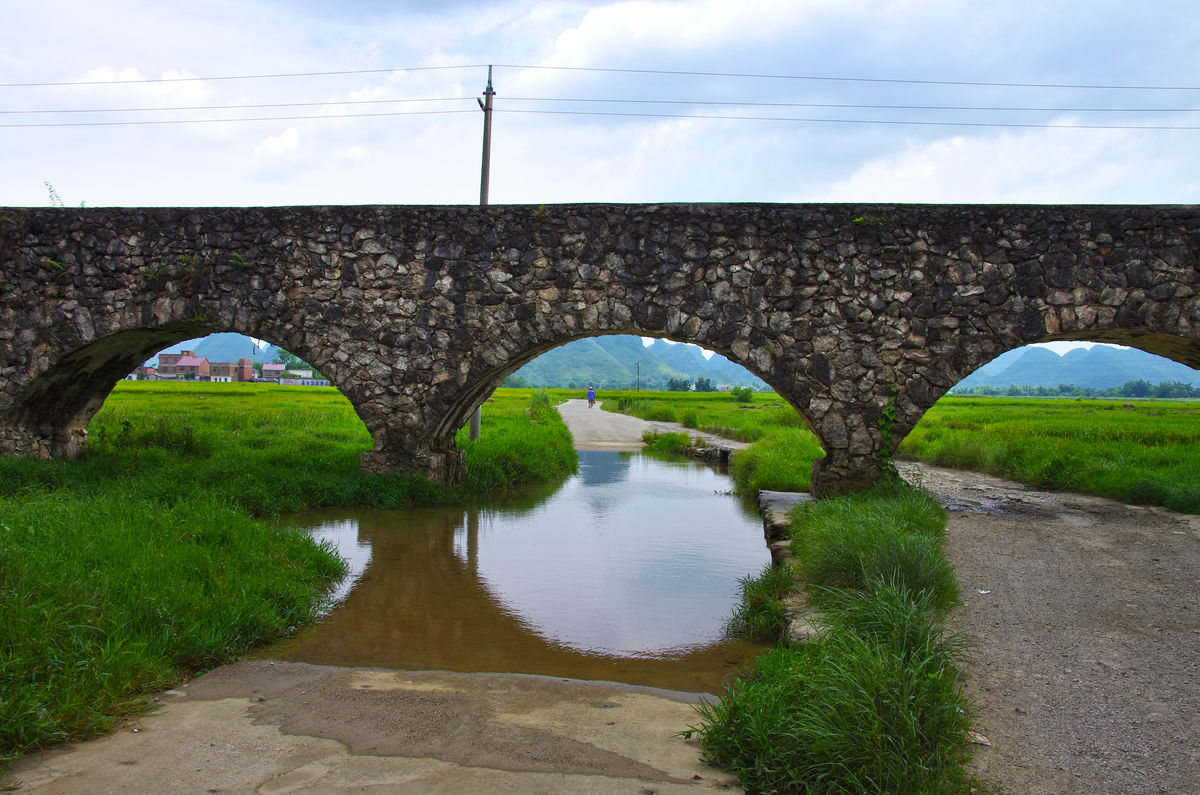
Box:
1 204 1197 496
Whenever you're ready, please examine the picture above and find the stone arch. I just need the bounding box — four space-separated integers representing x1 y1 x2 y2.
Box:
885 290 1200 462
2 323 369 463
411 324 845 490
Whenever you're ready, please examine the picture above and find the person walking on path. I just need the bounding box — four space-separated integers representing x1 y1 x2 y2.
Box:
587 387 596 408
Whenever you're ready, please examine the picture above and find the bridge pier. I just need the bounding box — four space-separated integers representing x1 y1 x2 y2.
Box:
359 445 464 485
809 451 888 499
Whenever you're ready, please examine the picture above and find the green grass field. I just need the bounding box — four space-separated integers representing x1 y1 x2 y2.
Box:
0 382 576 767
899 397 1200 513
602 390 1200 512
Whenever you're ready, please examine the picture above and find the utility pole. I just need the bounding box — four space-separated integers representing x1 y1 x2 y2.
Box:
636 361 640 392
478 65 495 206
469 66 495 442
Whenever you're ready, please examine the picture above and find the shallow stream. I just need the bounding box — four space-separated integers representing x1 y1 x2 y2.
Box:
260 450 771 692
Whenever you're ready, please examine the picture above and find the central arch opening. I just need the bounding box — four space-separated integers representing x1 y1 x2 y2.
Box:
265 333 815 691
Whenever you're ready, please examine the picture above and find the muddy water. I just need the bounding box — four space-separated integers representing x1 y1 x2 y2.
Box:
260 450 770 692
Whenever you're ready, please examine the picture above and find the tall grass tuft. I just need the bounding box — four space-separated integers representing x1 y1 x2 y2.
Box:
0 489 345 763
723 564 794 643
1 383 579 768
459 390 577 494
729 428 824 494
692 586 974 795
695 484 973 793
789 485 958 612
641 430 692 455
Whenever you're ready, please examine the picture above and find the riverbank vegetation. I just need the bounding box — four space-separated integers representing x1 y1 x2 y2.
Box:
901 397 1200 513
0 382 576 767
690 484 973 793
602 389 1200 513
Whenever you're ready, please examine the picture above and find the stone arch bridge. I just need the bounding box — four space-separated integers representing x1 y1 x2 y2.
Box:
1 204 1197 496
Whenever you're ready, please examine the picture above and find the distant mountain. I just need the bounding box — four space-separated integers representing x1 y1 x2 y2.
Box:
954 344 1200 391
147 333 281 366
511 335 768 390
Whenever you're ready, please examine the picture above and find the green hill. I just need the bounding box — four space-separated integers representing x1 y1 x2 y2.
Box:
510 335 767 390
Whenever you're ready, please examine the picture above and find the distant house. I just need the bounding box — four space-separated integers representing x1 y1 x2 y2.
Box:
133 366 159 380
173 355 210 380
158 350 193 377
261 363 286 381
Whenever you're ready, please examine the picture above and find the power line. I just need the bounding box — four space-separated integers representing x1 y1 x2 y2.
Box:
0 97 474 115
510 97 1199 114
5 105 1195 131
0 64 484 89
0 109 475 129
496 63 1200 92
499 108 1200 131
5 94 1198 117
4 62 1199 93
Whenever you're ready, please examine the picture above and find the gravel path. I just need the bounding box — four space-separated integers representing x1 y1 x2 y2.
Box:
903 463 1200 794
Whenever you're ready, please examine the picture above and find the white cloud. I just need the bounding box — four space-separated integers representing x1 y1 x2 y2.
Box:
253 127 302 159
827 124 1200 204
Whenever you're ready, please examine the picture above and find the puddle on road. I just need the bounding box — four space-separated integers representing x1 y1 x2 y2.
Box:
260 450 771 693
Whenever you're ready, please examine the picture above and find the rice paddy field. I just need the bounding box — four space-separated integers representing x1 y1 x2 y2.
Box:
899 397 1200 513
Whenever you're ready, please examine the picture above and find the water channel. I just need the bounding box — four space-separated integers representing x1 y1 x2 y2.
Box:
260 450 771 692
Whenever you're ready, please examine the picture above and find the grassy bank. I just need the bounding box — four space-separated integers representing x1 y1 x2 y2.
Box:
1 383 576 766
598 389 823 493
602 390 1200 512
899 397 1200 513
691 485 974 794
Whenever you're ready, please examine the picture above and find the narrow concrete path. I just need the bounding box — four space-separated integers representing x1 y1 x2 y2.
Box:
4 664 737 794
556 398 750 453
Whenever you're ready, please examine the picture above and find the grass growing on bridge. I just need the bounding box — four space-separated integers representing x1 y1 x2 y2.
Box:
0 382 576 768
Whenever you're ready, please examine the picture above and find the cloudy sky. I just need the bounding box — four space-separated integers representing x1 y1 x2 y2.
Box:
3 0 1199 209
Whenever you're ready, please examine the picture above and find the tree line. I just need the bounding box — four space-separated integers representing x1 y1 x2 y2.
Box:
952 380 1200 399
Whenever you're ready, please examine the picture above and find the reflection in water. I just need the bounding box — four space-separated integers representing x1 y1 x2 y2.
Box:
262 451 770 692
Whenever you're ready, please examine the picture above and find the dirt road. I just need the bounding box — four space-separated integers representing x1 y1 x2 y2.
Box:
4 407 1198 793
904 463 1200 795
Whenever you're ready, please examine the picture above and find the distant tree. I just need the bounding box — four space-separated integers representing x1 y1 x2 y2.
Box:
730 386 753 403
694 377 717 392
275 350 310 370
1124 379 1153 398
504 374 532 388
667 377 691 391
274 350 322 379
